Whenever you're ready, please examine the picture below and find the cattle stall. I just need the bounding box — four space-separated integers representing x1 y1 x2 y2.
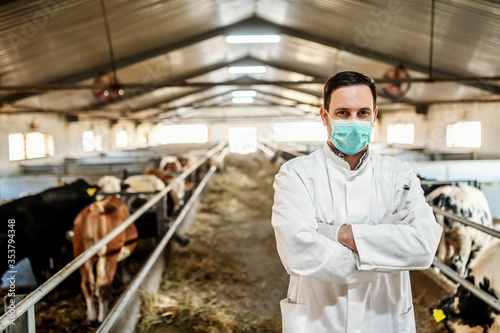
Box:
0 143 227 332
3 1 500 331
1 143 498 332
1 141 499 332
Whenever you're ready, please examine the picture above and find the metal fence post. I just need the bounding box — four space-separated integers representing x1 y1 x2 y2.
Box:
4 295 35 333
156 194 166 236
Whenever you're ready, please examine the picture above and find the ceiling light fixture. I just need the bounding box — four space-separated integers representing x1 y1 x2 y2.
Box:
228 66 266 74
225 35 281 43
232 97 254 104
232 90 257 97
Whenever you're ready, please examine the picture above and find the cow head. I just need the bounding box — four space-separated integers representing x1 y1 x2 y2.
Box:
430 275 498 332
96 175 123 200
96 175 122 194
41 179 99 220
67 179 100 204
441 223 465 272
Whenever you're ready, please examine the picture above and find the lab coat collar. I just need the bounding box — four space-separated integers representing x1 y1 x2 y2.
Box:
322 142 371 176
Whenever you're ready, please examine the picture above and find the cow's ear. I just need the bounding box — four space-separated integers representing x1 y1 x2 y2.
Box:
87 187 98 196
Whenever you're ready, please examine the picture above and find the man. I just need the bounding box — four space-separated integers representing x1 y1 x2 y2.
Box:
271 71 442 333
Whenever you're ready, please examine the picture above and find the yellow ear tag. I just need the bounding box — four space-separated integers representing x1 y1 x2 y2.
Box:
433 309 446 322
87 187 97 196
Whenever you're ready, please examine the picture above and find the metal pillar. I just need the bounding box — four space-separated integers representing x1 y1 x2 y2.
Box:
3 295 35 333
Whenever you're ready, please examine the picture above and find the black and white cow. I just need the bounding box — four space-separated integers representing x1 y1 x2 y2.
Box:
426 184 493 276
0 179 99 284
430 239 500 332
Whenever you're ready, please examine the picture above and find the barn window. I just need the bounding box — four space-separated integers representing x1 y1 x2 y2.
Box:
446 121 481 148
82 131 102 152
8 132 55 161
387 123 415 144
158 124 208 144
273 122 326 142
115 130 128 148
229 127 257 154
138 132 148 144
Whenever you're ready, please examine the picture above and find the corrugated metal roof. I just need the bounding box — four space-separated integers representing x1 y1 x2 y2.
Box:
0 0 499 121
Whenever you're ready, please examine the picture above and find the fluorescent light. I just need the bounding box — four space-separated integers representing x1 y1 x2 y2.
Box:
225 35 281 43
232 97 254 104
232 90 257 97
228 66 266 74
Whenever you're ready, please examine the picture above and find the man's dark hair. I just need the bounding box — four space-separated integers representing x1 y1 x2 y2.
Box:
323 71 377 110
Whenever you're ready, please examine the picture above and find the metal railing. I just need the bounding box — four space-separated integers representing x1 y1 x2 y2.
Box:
0 141 227 332
257 143 286 165
97 147 229 332
432 258 500 312
432 206 500 239
258 142 309 165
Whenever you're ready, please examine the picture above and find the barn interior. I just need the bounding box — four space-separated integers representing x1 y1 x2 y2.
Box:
1 0 500 332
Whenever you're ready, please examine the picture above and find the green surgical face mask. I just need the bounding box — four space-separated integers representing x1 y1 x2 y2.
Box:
327 114 374 155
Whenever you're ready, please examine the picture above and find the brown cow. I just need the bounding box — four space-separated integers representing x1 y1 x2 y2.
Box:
143 167 174 186
142 167 186 215
73 195 138 323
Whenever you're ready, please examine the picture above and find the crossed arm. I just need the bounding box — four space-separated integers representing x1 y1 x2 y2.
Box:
321 206 416 252
272 164 442 283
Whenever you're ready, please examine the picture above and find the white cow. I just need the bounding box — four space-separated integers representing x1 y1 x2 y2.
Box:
96 175 122 200
123 175 166 194
426 184 493 276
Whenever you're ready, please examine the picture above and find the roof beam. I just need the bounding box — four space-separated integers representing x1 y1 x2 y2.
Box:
151 86 321 121
173 87 320 110
92 55 325 112
3 15 500 109
103 58 248 112
254 17 500 95
1 17 260 103
251 89 321 108
3 76 500 91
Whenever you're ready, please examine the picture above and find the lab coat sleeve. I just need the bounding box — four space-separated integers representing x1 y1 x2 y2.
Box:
272 161 377 284
351 165 443 272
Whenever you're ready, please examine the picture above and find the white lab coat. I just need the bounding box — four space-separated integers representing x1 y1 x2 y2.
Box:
272 144 442 333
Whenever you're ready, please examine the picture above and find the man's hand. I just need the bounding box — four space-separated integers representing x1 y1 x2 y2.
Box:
317 222 358 252
380 205 414 225
337 225 357 252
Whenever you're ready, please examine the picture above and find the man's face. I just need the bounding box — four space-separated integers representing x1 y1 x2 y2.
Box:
320 85 378 138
